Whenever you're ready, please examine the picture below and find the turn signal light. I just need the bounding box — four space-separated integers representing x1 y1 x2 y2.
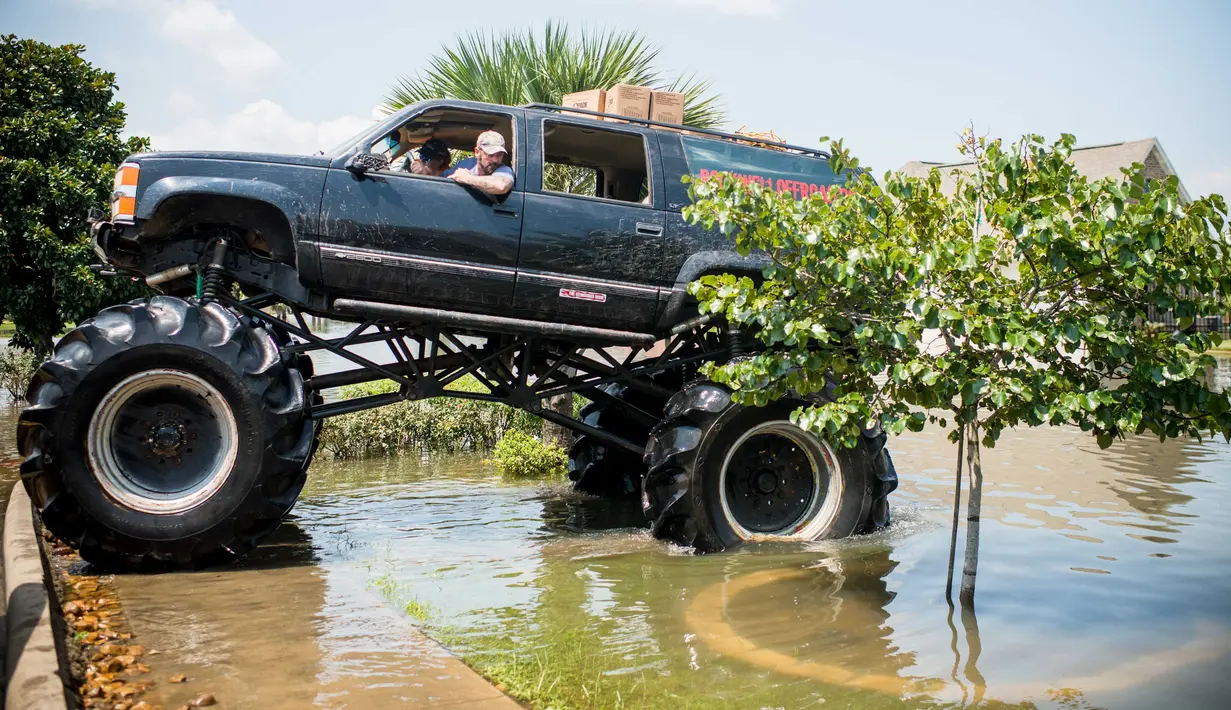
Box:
111 162 139 223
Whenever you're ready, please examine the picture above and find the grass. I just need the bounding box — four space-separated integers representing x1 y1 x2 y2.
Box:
358 560 1070 709
366 568 436 625
403 599 433 622
0 321 14 338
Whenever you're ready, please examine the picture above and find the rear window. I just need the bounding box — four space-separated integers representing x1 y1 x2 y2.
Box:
681 135 845 200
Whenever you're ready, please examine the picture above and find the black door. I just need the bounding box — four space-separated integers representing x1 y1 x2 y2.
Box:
514 117 667 329
318 108 526 311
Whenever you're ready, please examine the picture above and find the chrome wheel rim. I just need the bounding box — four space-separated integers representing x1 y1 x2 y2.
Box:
87 369 238 515
719 420 842 539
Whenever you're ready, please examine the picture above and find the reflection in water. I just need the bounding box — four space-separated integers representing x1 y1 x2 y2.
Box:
957 604 986 705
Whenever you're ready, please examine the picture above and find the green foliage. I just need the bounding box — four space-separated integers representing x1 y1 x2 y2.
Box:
0 345 39 402
385 22 724 129
318 375 540 459
491 429 568 479
684 130 1231 451
367 569 434 622
0 36 150 353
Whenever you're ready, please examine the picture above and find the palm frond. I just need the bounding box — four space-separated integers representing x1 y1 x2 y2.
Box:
384 23 722 125
659 73 726 130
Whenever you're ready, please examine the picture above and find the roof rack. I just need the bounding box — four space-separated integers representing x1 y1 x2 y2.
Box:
522 103 830 159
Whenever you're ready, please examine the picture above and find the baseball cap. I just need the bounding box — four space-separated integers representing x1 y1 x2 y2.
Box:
418 138 449 162
475 130 507 156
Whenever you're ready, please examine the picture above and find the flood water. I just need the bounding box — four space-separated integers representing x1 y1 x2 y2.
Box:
2 354 1229 708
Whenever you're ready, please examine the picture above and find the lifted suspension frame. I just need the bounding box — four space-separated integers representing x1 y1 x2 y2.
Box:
220 293 728 456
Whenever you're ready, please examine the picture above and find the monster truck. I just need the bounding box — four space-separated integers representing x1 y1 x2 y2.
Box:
16 99 897 571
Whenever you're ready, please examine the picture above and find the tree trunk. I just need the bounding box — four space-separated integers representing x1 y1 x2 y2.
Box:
541 393 574 448
959 423 983 608
945 431 965 602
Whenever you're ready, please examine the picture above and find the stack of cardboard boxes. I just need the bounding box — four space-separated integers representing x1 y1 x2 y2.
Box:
560 84 685 125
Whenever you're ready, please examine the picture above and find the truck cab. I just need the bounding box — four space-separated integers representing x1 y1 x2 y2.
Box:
306 99 848 333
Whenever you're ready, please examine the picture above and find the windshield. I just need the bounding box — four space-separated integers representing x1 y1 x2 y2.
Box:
323 121 384 157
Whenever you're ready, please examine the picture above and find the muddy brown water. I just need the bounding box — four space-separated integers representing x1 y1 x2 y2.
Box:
1 354 1229 709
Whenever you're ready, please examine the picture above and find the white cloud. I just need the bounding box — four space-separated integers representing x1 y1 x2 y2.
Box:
77 0 281 82
159 0 281 80
665 0 779 15
152 99 375 155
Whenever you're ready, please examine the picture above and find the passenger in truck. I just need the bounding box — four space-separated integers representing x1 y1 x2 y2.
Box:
406 138 452 177
444 130 514 196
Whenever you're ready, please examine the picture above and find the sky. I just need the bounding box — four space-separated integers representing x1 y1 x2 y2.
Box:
4 0 1230 197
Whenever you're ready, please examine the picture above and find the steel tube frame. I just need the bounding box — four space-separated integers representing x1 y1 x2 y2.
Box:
221 293 727 455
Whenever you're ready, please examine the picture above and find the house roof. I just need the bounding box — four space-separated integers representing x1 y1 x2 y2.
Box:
899 137 1190 203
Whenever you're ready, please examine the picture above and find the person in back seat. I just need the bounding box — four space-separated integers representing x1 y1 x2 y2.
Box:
445 130 514 196
410 138 452 176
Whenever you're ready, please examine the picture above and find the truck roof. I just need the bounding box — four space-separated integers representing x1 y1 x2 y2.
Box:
522 102 831 160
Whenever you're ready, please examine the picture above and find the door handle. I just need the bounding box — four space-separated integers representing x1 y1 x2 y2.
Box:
635 222 663 236
493 205 518 218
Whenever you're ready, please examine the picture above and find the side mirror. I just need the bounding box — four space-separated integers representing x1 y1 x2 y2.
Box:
345 152 390 175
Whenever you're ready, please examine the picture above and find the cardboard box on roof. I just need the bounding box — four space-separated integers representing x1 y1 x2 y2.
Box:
649 90 685 125
561 89 606 119
604 84 651 120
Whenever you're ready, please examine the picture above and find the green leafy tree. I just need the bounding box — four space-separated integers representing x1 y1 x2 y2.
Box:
384 22 724 129
0 35 150 353
684 130 1230 606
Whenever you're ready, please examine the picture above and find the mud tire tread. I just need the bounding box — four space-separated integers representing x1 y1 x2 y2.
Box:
16 296 317 571
641 381 897 552
567 374 680 501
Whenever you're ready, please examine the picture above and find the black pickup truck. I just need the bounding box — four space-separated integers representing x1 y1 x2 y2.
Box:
17 99 897 570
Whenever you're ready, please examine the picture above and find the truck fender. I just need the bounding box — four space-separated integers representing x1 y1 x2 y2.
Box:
657 251 771 329
137 176 305 263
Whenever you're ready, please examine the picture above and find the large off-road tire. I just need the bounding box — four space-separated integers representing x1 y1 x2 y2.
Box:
642 381 897 553
16 296 318 571
568 372 681 500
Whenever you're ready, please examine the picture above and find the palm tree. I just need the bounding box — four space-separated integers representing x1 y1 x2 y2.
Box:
384 22 724 129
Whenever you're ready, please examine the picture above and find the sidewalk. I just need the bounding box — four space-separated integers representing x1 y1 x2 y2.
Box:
3 479 71 710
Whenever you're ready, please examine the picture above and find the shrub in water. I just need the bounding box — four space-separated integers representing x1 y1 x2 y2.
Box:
0 346 40 403
318 376 542 459
491 429 568 479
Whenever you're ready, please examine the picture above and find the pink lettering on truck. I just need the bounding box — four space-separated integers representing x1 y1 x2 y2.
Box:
685 135 849 201
559 288 607 303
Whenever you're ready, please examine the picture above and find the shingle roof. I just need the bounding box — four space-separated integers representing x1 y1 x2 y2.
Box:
899 138 1190 203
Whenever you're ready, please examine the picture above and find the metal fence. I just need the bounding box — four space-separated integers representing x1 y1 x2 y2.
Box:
1146 309 1231 338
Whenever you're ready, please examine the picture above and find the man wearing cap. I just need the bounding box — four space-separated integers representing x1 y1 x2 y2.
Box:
444 130 514 196
406 138 452 176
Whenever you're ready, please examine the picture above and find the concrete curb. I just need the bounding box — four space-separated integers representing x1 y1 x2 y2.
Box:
3 483 69 710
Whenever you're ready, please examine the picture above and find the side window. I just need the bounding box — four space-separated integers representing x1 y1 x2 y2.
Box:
542 121 650 204
371 108 515 176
